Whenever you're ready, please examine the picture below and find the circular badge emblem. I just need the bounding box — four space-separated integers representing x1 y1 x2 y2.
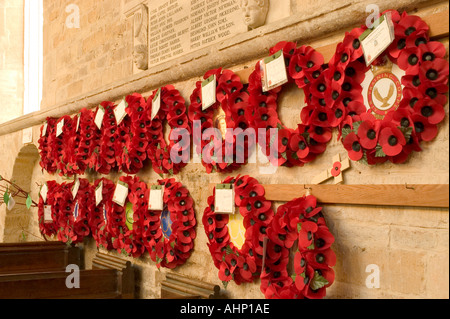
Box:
367 72 403 117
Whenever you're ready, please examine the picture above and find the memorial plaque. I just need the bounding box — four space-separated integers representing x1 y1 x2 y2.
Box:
148 0 246 66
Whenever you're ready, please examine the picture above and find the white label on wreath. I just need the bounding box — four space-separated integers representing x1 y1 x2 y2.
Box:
44 205 52 223
214 185 235 214
113 181 129 207
40 183 48 204
95 182 103 207
151 88 161 121
360 13 395 66
148 186 164 211
261 50 288 92
75 114 81 133
56 119 64 137
114 99 128 125
71 178 80 199
94 106 105 130
201 75 216 111
42 122 48 137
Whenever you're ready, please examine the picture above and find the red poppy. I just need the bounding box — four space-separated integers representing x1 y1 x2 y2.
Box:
357 118 381 150
343 132 364 161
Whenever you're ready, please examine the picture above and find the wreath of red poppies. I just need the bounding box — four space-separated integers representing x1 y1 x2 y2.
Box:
142 178 196 269
327 10 449 165
90 178 116 251
247 41 332 167
116 94 149 175
203 175 274 287
73 108 100 174
95 101 119 175
189 68 253 174
106 176 148 258
147 86 191 176
261 195 336 299
38 118 59 174
38 180 59 238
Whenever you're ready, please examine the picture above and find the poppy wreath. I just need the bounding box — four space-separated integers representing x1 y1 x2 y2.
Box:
73 108 100 174
107 176 148 258
90 178 116 250
117 93 149 175
147 86 191 176
247 41 332 167
203 175 274 287
95 101 119 175
71 178 95 242
188 68 253 174
53 181 80 245
38 181 59 238
261 195 336 299
38 118 58 174
329 10 449 165
54 115 77 177
143 178 196 269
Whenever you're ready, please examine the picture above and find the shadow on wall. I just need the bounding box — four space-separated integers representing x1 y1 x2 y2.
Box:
2 144 40 243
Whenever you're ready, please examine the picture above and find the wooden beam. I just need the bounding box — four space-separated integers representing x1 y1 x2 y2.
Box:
236 9 449 84
208 184 449 208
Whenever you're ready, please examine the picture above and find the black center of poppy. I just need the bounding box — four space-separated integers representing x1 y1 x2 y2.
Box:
140 133 145 138
426 88 438 99
177 120 184 126
316 238 326 248
301 258 306 267
353 39 361 49
401 118 410 128
405 26 417 36
254 201 262 209
388 136 398 146
180 200 186 206
307 231 313 241
319 99 326 106
306 206 313 213
408 54 419 66
138 107 143 112
412 76 421 87
421 106 433 117
415 37 427 46
208 218 213 225
334 71 342 81
410 98 419 108
183 210 189 216
332 91 339 100
313 71 321 79
367 129 376 140
261 114 269 121
397 38 406 50
225 269 230 276
243 263 249 271
343 82 352 91
341 53 349 63
423 52 435 62
426 69 438 81
343 98 352 107
295 65 302 73
318 112 328 121
315 127 324 135
317 83 326 92
304 77 310 84
259 214 266 221
176 109 182 115
316 253 325 264
345 67 356 78
176 191 182 197
304 276 310 285
352 141 361 152
307 61 315 68
299 141 307 150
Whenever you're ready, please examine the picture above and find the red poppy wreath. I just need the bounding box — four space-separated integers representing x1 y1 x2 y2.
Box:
188 68 253 174
147 86 191 176
72 108 100 174
107 176 148 258
38 180 59 239
247 41 332 167
95 101 119 175
53 115 77 177
143 178 196 269
38 118 58 174
328 10 449 165
261 195 336 299
116 93 149 175
203 175 274 287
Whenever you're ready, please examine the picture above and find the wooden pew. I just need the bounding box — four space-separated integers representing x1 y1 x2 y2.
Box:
161 272 222 299
0 242 81 274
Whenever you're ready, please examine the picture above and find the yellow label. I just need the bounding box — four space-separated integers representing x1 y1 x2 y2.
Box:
227 213 246 250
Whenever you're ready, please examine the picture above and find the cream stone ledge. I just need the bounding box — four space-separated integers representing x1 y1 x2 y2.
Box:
0 0 444 137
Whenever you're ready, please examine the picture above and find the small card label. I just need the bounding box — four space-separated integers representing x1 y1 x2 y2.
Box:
261 50 288 92
151 88 161 120
114 99 128 125
56 119 65 137
214 184 235 214
44 205 52 223
94 105 105 130
75 114 81 133
71 178 80 199
40 183 48 204
113 181 129 207
42 122 48 137
148 185 164 211
360 13 395 66
95 182 103 207
201 75 217 111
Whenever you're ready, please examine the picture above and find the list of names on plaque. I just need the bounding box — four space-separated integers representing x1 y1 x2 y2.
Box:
149 0 245 66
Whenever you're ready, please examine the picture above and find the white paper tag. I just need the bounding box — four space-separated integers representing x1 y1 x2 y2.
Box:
40 183 48 204
261 50 288 92
42 122 48 137
7 195 15 211
56 119 64 137
112 181 129 207
75 114 81 133
148 186 164 211
151 89 161 120
94 106 105 130
201 75 217 111
360 13 395 66
71 178 80 199
44 205 52 223
22 127 33 144
114 99 128 125
95 182 103 207
214 185 235 214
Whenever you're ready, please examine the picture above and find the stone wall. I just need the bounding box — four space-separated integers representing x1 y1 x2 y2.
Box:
0 0 448 299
